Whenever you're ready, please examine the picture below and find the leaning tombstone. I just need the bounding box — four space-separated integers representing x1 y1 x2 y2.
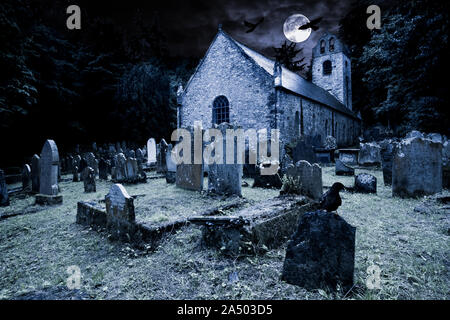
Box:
72 166 79 182
31 154 40 193
22 164 32 192
0 169 9 206
82 167 96 193
105 184 136 241
35 139 63 205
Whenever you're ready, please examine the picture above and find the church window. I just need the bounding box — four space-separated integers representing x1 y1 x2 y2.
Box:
329 37 335 52
323 60 332 75
212 96 230 125
320 40 325 54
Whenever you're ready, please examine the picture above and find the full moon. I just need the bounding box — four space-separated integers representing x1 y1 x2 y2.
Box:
283 14 311 43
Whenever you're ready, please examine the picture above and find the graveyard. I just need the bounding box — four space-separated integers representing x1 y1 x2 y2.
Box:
1 145 449 299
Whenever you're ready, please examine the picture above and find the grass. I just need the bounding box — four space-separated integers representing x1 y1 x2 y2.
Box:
0 168 449 300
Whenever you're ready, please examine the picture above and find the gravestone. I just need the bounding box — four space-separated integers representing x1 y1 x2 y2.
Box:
338 149 359 165
147 138 157 165
292 136 318 164
125 158 137 181
72 166 79 182
22 164 32 192
406 130 424 139
207 123 243 196
335 159 355 176
281 210 356 292
176 128 204 191
380 140 397 186
85 152 98 176
98 159 108 180
324 135 337 150
355 173 377 194
393 137 442 198
165 144 176 184
0 169 9 206
443 141 450 189
358 143 382 166
31 154 40 193
253 161 282 189
157 139 169 173
105 184 136 240
36 139 63 205
114 153 127 182
285 161 323 200
78 158 87 173
82 167 96 193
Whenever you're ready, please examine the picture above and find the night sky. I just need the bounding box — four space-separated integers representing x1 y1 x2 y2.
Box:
82 0 352 60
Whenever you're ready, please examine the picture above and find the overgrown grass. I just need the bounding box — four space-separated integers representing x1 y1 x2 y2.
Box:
0 169 449 300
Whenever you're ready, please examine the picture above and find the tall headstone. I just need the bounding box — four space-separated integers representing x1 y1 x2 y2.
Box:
36 139 63 204
157 139 169 173
380 140 397 186
165 144 177 183
207 123 242 196
31 154 40 193
82 167 96 193
0 169 9 206
22 164 32 192
105 184 136 240
176 126 204 191
392 137 442 198
85 152 98 176
285 160 323 200
72 166 79 182
147 138 157 165
98 159 108 180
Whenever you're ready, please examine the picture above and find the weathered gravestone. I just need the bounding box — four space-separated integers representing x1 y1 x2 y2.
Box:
147 138 157 165
292 135 318 164
335 159 355 176
207 123 243 196
22 164 32 192
338 149 359 165
85 152 98 176
176 128 204 191
392 137 442 198
31 154 40 193
284 161 323 201
72 166 79 182
105 184 136 240
166 144 177 184
0 169 9 206
281 210 356 292
443 141 450 189
253 161 282 189
82 167 96 193
358 142 382 166
355 173 377 194
379 140 397 186
36 139 63 205
157 139 169 174
113 153 127 182
98 159 108 180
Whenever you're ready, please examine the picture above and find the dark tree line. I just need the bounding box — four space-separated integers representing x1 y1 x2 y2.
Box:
0 0 196 167
339 0 449 136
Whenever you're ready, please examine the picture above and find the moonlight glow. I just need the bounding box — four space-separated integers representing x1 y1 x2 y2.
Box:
283 14 311 43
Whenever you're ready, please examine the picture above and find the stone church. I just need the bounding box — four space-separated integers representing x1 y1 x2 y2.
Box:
177 27 361 150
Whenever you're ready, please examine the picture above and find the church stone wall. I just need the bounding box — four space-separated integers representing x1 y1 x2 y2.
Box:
180 32 275 132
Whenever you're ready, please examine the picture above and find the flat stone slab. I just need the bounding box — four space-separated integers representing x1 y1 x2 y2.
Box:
35 194 63 205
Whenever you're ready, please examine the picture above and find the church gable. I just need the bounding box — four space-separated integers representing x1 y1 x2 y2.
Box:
181 30 275 130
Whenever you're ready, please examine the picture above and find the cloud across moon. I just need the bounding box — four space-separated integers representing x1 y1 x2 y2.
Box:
283 14 312 43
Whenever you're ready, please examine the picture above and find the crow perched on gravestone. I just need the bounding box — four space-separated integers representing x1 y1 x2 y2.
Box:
243 17 264 33
298 17 323 31
320 182 345 214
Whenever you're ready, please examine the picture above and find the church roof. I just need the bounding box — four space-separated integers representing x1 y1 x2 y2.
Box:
221 31 358 119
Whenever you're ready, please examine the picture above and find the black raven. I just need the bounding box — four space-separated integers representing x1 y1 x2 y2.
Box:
243 17 264 33
320 182 345 213
298 17 323 31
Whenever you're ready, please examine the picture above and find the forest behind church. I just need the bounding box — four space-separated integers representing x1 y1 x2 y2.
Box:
0 0 449 167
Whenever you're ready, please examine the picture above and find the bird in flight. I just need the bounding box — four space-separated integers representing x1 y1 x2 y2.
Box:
298 17 323 31
320 182 345 214
243 17 264 33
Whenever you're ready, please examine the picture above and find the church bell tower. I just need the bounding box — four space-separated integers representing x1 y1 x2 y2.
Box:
312 32 352 110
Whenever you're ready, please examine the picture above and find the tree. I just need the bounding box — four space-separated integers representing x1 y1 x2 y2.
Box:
272 41 307 74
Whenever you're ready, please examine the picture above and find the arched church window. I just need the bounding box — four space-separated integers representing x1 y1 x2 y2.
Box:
323 60 332 75
320 40 325 54
212 96 230 125
329 38 335 52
